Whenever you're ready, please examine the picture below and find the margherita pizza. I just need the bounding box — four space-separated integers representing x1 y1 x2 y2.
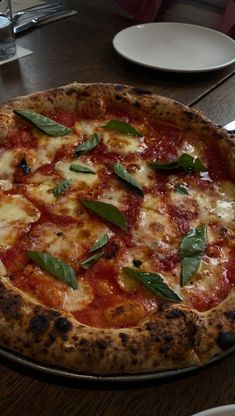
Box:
0 83 234 375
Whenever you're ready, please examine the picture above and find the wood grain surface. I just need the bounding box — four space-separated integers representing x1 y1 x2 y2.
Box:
0 352 234 416
194 74 235 126
0 2 234 415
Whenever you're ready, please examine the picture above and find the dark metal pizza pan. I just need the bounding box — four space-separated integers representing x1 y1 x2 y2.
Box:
0 346 234 385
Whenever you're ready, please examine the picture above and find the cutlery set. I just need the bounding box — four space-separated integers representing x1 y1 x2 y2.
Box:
13 2 73 34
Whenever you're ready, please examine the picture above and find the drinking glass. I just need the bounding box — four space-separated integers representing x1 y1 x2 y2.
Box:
0 0 16 61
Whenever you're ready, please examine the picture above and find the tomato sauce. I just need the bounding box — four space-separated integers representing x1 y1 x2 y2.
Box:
12 271 64 309
46 110 79 129
185 275 233 312
1 244 29 274
73 261 156 328
142 122 183 161
4 126 38 149
204 144 228 181
169 204 197 234
227 246 235 284
1 107 234 328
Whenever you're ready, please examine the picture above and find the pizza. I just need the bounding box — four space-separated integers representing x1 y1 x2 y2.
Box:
0 82 234 376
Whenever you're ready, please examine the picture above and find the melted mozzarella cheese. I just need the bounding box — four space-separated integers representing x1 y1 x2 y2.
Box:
179 142 196 156
35 131 79 159
135 207 177 246
187 184 235 230
25 184 81 218
131 163 155 187
0 259 7 275
181 247 229 303
0 179 12 190
0 194 39 223
0 195 40 249
102 131 146 154
29 222 110 265
25 148 51 172
55 160 98 186
74 120 99 136
0 150 15 180
63 280 93 311
214 200 234 223
98 180 127 209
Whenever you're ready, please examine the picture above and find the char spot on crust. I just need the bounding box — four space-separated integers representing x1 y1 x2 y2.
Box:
29 315 50 333
114 85 126 92
129 344 139 355
224 311 235 320
49 317 72 341
80 90 90 97
119 332 129 346
67 88 78 96
166 309 184 319
185 320 197 348
157 303 171 313
54 317 72 333
217 331 235 350
44 309 61 319
163 334 173 342
131 87 152 95
159 345 170 354
78 338 88 346
183 110 195 121
3 297 21 319
94 339 109 350
133 101 141 108
0 284 22 319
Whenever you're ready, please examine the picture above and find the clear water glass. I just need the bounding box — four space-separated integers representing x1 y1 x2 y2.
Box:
0 0 16 61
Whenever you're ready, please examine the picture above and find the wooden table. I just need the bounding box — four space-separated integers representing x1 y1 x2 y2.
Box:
0 2 235 415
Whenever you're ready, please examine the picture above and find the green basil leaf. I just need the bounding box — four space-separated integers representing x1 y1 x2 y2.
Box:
70 164 95 174
14 110 72 137
27 251 77 289
174 184 189 195
123 267 182 303
75 133 100 156
103 119 142 137
193 157 208 172
114 162 144 196
180 225 207 286
80 199 128 231
80 252 104 270
52 179 72 198
89 234 109 253
148 153 207 173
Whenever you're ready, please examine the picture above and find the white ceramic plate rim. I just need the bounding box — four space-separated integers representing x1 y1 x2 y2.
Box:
192 404 235 416
113 22 235 73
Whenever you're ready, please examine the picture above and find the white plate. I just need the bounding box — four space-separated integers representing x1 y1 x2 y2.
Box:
113 22 235 73
192 404 235 416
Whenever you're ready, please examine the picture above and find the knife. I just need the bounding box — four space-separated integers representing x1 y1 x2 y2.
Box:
13 9 75 35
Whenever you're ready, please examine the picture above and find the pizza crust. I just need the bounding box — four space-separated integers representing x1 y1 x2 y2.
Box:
0 275 234 374
0 83 234 375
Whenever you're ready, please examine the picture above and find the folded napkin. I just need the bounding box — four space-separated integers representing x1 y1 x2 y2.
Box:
0 46 32 65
